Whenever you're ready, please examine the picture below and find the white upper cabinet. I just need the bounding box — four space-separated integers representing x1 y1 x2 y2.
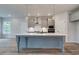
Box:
70 9 79 21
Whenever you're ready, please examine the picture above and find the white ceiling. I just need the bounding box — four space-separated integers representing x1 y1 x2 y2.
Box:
0 4 79 17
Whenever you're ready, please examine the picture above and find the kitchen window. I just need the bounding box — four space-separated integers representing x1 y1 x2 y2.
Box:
3 21 11 34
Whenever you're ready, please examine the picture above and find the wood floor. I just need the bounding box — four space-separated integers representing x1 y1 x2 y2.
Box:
0 39 79 55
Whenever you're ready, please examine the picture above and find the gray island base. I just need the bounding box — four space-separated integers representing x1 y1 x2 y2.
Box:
16 33 66 54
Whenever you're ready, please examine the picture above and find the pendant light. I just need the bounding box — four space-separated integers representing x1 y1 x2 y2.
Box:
52 4 55 20
48 4 55 26
48 5 51 16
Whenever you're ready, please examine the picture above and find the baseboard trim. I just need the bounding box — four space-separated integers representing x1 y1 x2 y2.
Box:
66 42 79 44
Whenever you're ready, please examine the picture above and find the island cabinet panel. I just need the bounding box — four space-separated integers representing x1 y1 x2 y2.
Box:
16 33 66 53
16 36 65 48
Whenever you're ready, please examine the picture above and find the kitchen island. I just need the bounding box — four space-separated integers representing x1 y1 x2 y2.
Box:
16 33 66 53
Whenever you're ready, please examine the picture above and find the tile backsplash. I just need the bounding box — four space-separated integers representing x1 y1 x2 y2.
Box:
28 16 55 33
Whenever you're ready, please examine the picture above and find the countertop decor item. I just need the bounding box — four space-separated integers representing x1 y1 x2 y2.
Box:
42 27 48 33
28 27 34 33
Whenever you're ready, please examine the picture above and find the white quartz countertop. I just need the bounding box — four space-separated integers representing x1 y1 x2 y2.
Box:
16 33 66 36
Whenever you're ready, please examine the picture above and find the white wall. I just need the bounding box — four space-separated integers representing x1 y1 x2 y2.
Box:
55 12 79 43
68 9 79 43
55 12 69 42
2 17 28 38
12 18 28 38
68 21 77 42
0 18 1 38
68 8 79 43
75 21 79 43
69 21 79 43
